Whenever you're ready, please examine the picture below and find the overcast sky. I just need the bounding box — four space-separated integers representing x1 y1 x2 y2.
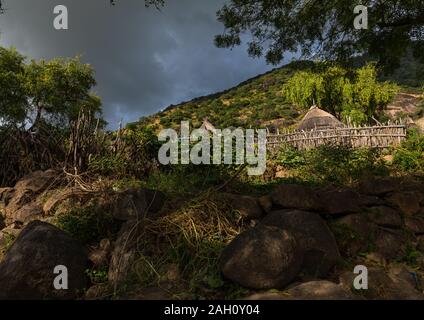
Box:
0 0 288 128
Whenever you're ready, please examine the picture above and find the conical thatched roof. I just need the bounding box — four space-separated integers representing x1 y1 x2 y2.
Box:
297 105 344 131
200 118 217 133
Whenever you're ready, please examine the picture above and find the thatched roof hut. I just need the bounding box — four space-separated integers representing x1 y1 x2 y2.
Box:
200 118 217 133
297 105 344 131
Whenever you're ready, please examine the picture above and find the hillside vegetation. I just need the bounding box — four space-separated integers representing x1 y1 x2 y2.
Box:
136 60 423 132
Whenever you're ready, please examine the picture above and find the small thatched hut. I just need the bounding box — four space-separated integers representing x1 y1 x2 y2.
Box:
200 118 217 133
297 105 344 131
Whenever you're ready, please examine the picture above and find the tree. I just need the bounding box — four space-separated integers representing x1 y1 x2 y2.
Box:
0 46 101 129
214 0 424 68
283 63 399 124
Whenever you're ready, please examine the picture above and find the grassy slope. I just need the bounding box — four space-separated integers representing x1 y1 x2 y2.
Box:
134 60 423 132
135 61 319 132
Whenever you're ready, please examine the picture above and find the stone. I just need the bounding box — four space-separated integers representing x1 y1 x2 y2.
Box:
375 228 408 260
386 192 421 216
388 265 420 291
331 214 377 257
417 236 424 252
0 221 88 299
367 206 402 228
84 283 111 300
221 193 264 219
43 187 88 214
0 214 5 230
220 225 303 289
13 170 58 194
404 216 424 234
318 189 361 215
0 188 14 204
358 194 384 207
11 202 44 224
244 292 287 300
88 239 112 268
258 195 273 214
108 188 165 221
261 210 340 277
270 184 320 211
0 223 22 249
358 177 399 196
285 281 355 300
108 220 139 284
365 252 387 266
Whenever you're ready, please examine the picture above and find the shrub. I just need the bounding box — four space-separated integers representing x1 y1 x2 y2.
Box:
392 129 424 174
278 145 388 185
283 64 399 125
55 204 119 244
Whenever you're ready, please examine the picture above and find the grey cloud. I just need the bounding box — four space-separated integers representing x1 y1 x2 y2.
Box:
0 0 283 128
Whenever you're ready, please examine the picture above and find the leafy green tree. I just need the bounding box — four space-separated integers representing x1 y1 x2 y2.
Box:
215 0 424 68
0 47 27 124
283 64 398 124
0 46 101 128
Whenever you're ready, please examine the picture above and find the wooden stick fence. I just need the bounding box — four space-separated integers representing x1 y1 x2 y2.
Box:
266 124 407 151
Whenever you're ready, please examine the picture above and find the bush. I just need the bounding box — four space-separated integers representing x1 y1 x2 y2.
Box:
393 129 424 174
55 204 119 244
278 145 388 185
283 64 399 125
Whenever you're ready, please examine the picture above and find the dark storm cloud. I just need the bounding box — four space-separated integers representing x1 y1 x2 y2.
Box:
0 0 284 127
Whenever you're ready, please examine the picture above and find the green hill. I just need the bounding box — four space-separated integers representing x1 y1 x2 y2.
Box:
133 60 423 132
135 61 319 131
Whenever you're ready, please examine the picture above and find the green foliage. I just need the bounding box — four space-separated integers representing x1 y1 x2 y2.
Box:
55 205 119 244
215 0 424 69
0 46 101 128
88 126 160 179
127 195 247 299
86 267 109 284
0 233 16 255
278 145 388 185
278 147 306 169
140 62 303 131
283 64 399 125
393 129 424 174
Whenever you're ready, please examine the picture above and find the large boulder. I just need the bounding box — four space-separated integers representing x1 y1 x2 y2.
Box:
367 206 402 228
386 192 421 216
3 170 58 225
270 184 321 211
220 225 303 289
261 210 340 277
0 221 88 300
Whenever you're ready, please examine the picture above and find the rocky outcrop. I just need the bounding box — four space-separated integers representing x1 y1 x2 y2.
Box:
0 221 88 300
